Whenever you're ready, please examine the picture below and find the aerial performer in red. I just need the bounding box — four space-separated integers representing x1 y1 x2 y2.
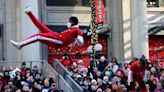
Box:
10 4 84 49
128 58 148 92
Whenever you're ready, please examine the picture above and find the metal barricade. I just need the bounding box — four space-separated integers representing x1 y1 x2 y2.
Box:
66 75 83 92
58 75 73 92
53 59 71 78
0 60 73 92
53 59 83 92
42 60 73 92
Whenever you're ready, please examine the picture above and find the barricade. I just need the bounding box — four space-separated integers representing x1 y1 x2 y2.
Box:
0 60 73 92
53 59 83 92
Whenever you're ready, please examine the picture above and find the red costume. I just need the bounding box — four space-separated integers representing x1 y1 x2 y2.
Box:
10 5 84 49
60 56 72 68
128 60 147 92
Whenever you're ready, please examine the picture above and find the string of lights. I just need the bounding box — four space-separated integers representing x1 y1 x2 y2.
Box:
90 0 99 67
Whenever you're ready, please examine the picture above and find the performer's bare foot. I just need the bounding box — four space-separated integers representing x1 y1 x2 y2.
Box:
10 40 21 49
24 3 31 14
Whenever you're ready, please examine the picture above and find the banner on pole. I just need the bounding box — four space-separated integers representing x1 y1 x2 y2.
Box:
95 0 105 24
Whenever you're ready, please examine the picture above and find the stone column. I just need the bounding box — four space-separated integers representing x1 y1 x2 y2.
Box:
131 0 149 58
4 0 17 60
122 0 132 60
0 0 5 60
16 0 41 61
109 0 124 61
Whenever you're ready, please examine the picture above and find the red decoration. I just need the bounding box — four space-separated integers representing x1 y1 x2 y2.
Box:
48 36 108 67
95 0 105 24
149 35 164 67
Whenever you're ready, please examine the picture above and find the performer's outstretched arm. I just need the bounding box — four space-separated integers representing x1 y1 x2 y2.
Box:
25 4 52 33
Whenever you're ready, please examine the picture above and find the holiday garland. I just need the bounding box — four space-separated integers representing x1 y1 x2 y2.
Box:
90 0 99 66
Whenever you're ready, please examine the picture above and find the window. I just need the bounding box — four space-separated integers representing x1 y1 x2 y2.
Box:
46 0 90 7
46 0 106 7
147 0 159 7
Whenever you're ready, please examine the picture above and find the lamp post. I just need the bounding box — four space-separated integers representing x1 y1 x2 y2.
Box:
89 0 105 67
90 0 98 67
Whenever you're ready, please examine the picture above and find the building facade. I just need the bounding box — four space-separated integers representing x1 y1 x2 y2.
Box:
0 0 163 62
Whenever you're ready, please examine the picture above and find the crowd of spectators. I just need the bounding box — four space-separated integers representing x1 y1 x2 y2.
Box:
0 55 163 92
61 55 164 92
0 62 61 92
